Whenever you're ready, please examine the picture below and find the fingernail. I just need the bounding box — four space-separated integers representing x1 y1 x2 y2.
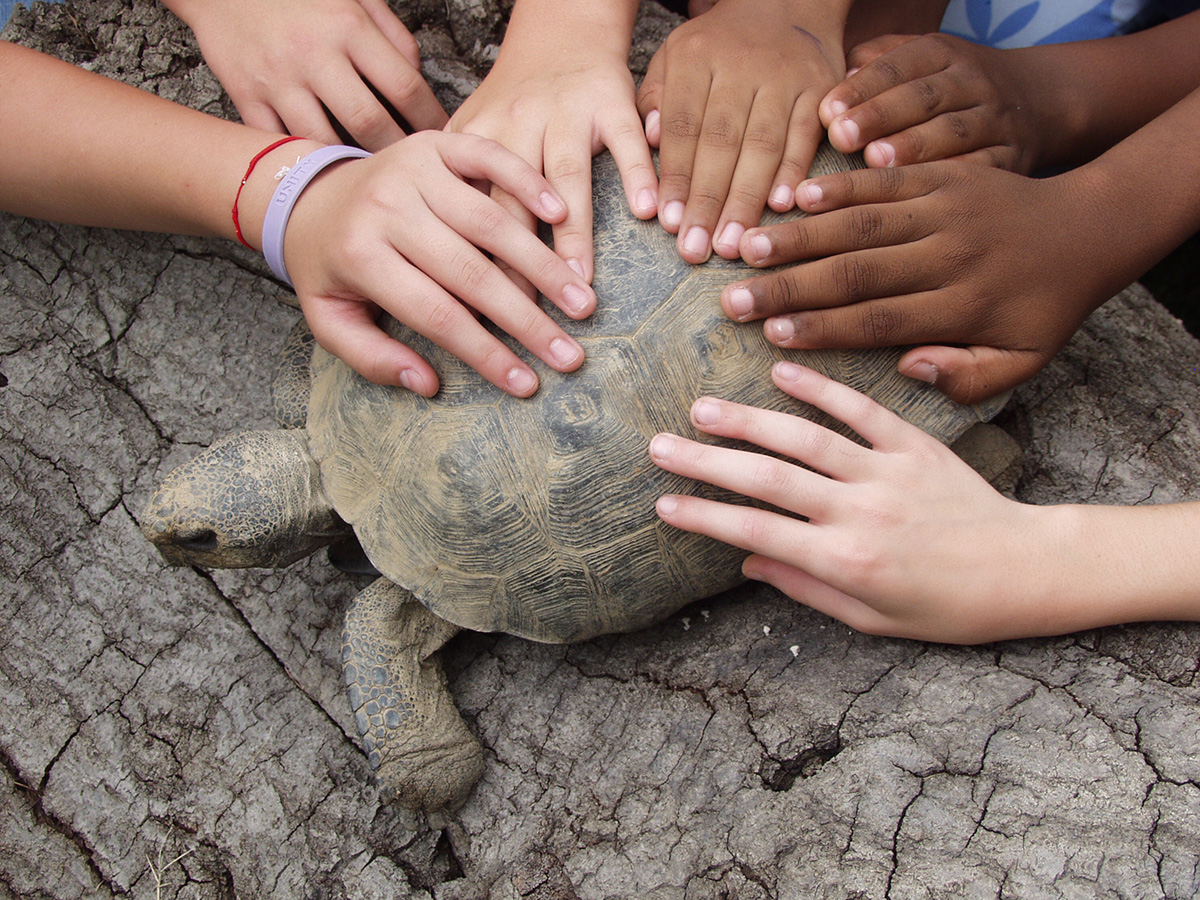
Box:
645 108 660 138
770 184 794 210
774 360 803 381
549 337 582 367
742 560 765 582
799 181 823 207
907 361 939 384
726 286 754 319
649 433 675 460
661 200 684 229
870 140 896 167
540 191 565 217
635 187 658 217
693 398 720 425
827 98 848 117
562 283 592 315
767 317 796 343
656 495 678 516
746 233 772 264
566 258 586 279
398 368 417 392
715 222 744 257
833 117 859 146
682 226 710 260
507 366 538 395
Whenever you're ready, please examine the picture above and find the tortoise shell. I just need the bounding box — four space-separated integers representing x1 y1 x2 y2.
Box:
306 146 1004 643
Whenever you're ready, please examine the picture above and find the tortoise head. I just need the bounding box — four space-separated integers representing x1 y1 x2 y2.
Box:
141 429 349 569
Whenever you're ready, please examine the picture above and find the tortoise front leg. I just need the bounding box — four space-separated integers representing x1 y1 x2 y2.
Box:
342 578 485 811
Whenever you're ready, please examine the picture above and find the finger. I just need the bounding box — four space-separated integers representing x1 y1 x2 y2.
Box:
742 555 898 637
314 56 408 151
274 89 345 147
820 35 935 134
758 288 964 352
709 89 796 258
433 132 568 224
792 164 931 215
354 253 546 396
680 390 873 480
298 293 440 395
656 61 712 235
351 33 449 134
542 129 595 282
899 344 1043 405
764 96 824 214
737 199 925 272
235 100 288 137
835 91 999 168
490 185 540 301
654 490 823 571
673 76 756 262
605 113 659 220
767 360 919 452
715 244 931 326
636 49 666 147
404 188 589 369
357 0 423 70
429 177 596 320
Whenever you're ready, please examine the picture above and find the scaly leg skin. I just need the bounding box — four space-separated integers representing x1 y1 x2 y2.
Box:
342 578 485 811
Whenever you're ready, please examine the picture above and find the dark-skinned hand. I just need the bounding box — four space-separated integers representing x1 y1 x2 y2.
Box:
722 160 1146 404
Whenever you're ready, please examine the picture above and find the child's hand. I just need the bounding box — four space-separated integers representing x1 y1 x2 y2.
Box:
820 33 1044 173
649 361 1057 645
446 5 658 295
637 0 846 263
722 161 1139 404
163 0 448 150
283 132 596 398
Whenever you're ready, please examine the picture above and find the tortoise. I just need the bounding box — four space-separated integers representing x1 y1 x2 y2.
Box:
140 146 1012 812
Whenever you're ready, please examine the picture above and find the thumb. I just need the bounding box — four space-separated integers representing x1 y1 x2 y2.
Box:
899 345 1047 405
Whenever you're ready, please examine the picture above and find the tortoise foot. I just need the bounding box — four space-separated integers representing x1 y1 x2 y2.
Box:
342 578 485 812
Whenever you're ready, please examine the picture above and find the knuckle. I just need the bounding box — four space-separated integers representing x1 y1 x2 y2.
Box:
737 508 777 550
870 57 907 89
748 456 795 497
913 77 943 114
455 254 495 296
858 303 905 345
470 203 510 240
699 114 742 151
762 274 805 315
830 255 874 303
849 206 887 247
342 102 391 145
944 112 971 143
423 298 459 336
663 110 703 142
742 123 784 157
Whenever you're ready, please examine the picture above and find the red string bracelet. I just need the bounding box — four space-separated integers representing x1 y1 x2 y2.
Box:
232 136 305 249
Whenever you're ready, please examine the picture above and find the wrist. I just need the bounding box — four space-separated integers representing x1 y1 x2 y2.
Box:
227 138 326 252
260 144 371 284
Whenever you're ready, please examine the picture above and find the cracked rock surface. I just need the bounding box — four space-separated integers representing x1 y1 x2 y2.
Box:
3 1 1199 897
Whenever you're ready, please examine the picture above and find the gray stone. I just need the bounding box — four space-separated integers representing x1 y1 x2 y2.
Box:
2 0 1198 897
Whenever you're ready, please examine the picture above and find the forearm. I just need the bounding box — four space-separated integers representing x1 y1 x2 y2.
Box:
1009 10 1200 169
1030 502 1200 632
0 41 321 243
1057 83 1200 298
500 0 639 64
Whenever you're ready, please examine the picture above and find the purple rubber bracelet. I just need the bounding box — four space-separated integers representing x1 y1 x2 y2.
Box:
261 144 372 285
